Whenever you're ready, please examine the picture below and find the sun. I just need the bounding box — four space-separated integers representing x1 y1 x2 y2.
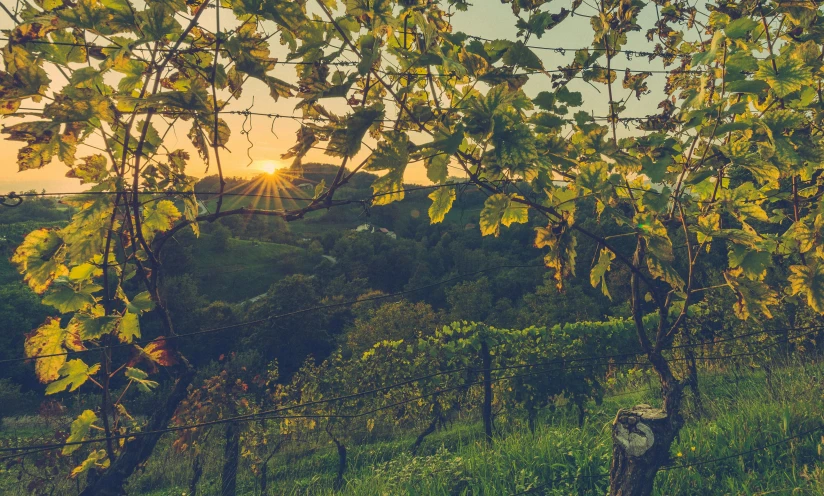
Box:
253 159 283 175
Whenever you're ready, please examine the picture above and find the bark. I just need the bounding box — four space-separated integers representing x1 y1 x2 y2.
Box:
411 417 437 455
79 364 195 496
527 405 537 435
480 340 493 444
609 238 685 496
189 454 203 496
608 403 679 496
329 433 347 491
221 422 240 496
259 440 283 495
575 399 586 428
683 333 703 419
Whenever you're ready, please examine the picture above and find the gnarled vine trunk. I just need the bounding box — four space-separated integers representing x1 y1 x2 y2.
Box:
608 361 684 496
330 433 347 491
189 454 203 496
222 422 240 496
79 364 195 496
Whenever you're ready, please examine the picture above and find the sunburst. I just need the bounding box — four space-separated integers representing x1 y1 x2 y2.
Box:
253 159 283 175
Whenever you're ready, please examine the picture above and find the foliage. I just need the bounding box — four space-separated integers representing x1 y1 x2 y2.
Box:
3 0 824 492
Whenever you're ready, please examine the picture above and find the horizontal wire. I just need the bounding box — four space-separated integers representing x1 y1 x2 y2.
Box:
515 422 824 494
3 181 476 202
0 261 541 365
0 324 819 459
0 360 642 459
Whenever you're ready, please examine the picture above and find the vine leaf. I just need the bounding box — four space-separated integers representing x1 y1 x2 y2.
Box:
63 410 98 456
141 200 181 241
725 18 759 39
25 317 85 383
72 314 119 340
42 284 97 313
66 155 109 184
590 248 615 299
11 228 67 294
479 193 528 237
45 359 100 395
428 187 456 224
125 367 159 392
724 269 778 320
119 312 141 344
126 291 155 314
502 41 544 71
728 245 770 281
535 224 577 290
755 55 813 98
327 107 384 158
71 449 110 478
130 337 178 372
365 131 409 206
788 260 824 313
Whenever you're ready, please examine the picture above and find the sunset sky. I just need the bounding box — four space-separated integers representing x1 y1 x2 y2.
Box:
0 2 668 193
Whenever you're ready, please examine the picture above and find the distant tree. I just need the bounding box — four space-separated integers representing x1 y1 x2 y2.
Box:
0 284 51 388
345 300 443 353
446 277 493 322
247 275 330 376
212 224 232 252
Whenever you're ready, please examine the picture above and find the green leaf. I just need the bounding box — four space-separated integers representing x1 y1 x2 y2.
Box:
136 4 182 42
426 153 449 183
71 449 109 478
11 228 67 294
726 80 770 95
71 314 119 340
66 155 109 184
125 367 158 392
692 30 724 66
755 56 813 98
141 200 181 241
479 194 528 237
502 41 544 70
42 284 96 313
725 18 759 39
327 107 384 158
428 187 456 224
789 260 824 313
127 291 155 314
24 317 84 383
725 269 779 320
357 34 380 76
46 359 100 395
119 312 141 343
590 248 615 299
69 263 97 282
365 131 409 206
113 58 147 93
728 245 770 281
641 155 671 183
535 225 577 289
63 410 97 455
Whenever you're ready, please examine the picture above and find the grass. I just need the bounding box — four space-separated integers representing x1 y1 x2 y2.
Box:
4 358 821 495
190 234 308 302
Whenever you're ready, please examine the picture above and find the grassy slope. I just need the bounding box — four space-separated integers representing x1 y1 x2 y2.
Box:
190 234 306 302
105 358 824 495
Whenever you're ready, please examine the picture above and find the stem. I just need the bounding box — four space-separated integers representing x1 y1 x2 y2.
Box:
211 4 226 214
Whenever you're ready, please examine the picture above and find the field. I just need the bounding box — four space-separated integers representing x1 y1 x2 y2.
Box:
2 356 820 495
189 234 308 302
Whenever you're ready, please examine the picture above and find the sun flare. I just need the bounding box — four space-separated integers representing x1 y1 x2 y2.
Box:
254 159 282 175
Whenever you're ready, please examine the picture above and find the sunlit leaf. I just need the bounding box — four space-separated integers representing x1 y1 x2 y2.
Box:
63 410 98 456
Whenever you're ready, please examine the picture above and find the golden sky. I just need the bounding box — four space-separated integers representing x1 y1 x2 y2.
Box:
0 2 665 193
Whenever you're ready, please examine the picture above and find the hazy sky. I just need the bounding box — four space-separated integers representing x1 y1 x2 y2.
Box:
0 1 667 192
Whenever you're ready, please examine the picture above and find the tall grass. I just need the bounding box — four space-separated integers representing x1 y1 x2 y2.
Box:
3 358 824 495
